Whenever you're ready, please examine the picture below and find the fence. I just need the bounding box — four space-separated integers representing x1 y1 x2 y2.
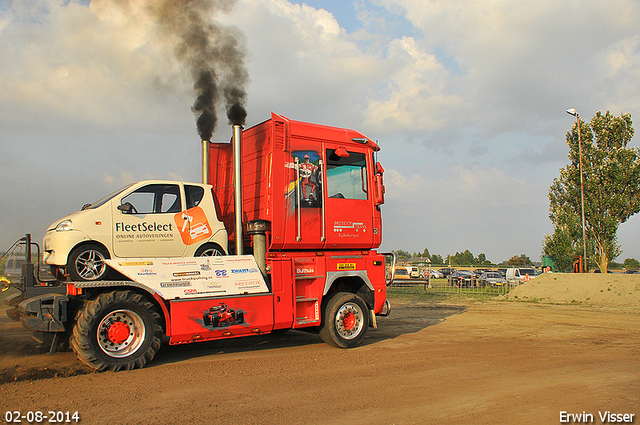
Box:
387 278 514 296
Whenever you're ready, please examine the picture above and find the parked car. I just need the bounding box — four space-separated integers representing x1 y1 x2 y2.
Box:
625 270 639 274
505 267 539 285
407 266 420 278
449 270 475 287
2 254 53 284
3 255 25 283
497 268 507 277
473 268 491 278
439 268 457 278
477 271 506 287
393 268 411 280
422 268 443 279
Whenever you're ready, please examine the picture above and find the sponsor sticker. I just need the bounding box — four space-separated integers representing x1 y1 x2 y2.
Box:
231 268 259 274
160 281 192 288
173 271 201 277
296 267 315 275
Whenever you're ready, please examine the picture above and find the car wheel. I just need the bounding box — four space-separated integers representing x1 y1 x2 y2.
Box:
195 244 225 256
68 244 110 281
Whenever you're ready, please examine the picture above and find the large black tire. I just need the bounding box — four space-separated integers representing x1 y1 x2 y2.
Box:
70 290 163 371
68 244 110 281
319 292 369 348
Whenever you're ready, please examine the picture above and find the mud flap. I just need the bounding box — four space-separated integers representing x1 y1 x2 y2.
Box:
370 310 378 328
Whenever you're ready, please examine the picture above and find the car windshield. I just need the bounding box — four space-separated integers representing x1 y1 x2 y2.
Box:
84 184 135 210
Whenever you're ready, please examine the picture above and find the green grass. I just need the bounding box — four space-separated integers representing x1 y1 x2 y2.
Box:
387 290 504 304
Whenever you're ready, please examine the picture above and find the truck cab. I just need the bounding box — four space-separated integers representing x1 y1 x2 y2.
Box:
43 180 228 281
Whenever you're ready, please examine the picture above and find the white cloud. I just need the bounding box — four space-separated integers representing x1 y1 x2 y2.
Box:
598 34 640 114
377 0 640 133
364 36 462 132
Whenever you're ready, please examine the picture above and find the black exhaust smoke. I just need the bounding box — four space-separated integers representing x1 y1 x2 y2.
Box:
120 0 249 140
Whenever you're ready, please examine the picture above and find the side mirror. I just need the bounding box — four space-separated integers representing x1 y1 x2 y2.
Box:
334 146 350 158
373 162 385 205
373 174 385 205
117 203 133 213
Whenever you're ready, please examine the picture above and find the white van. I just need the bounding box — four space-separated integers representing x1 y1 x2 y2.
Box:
43 180 228 281
3 255 25 283
505 268 539 285
407 266 420 278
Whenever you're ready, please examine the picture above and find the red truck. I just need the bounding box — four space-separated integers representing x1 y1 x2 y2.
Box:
4 113 391 371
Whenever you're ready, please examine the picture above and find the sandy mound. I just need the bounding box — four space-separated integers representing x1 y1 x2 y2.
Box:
504 273 640 308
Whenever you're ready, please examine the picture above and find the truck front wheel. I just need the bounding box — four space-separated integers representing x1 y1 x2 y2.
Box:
319 292 369 348
70 290 163 371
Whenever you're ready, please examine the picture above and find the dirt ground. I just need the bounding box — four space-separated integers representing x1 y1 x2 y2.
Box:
0 274 639 424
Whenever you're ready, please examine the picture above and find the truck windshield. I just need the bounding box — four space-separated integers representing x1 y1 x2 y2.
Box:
85 184 134 210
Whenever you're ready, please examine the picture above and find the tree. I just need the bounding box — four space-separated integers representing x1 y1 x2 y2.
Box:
393 250 411 259
543 208 582 272
507 254 532 266
545 111 640 273
447 250 475 265
624 258 640 270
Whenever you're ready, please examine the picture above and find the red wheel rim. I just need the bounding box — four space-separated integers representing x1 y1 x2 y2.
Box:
97 309 146 358
335 302 364 340
108 321 131 344
342 312 356 330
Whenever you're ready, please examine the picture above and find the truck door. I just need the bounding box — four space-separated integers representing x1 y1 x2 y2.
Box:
283 145 324 249
323 147 376 249
112 183 188 257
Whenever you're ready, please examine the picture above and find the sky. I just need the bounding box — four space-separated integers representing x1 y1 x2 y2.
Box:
1 0 639 264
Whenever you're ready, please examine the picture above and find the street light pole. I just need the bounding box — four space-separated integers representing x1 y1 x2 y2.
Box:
566 108 588 273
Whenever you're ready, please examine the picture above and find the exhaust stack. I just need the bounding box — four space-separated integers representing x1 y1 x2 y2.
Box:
233 124 243 255
201 140 209 184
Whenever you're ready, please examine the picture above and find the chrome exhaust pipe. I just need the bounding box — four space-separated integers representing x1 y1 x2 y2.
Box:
233 125 243 255
247 220 271 276
201 140 209 184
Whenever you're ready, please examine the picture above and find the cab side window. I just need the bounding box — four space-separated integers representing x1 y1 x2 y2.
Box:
185 185 205 209
121 184 182 214
326 149 368 200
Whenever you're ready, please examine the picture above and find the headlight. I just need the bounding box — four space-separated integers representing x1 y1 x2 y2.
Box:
55 220 73 232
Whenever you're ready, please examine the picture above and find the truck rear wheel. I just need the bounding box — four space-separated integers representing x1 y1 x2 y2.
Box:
70 290 163 371
319 292 369 348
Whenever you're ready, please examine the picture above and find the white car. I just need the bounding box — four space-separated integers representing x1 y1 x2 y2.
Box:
43 180 228 281
505 268 539 285
407 266 420 278
422 268 443 279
